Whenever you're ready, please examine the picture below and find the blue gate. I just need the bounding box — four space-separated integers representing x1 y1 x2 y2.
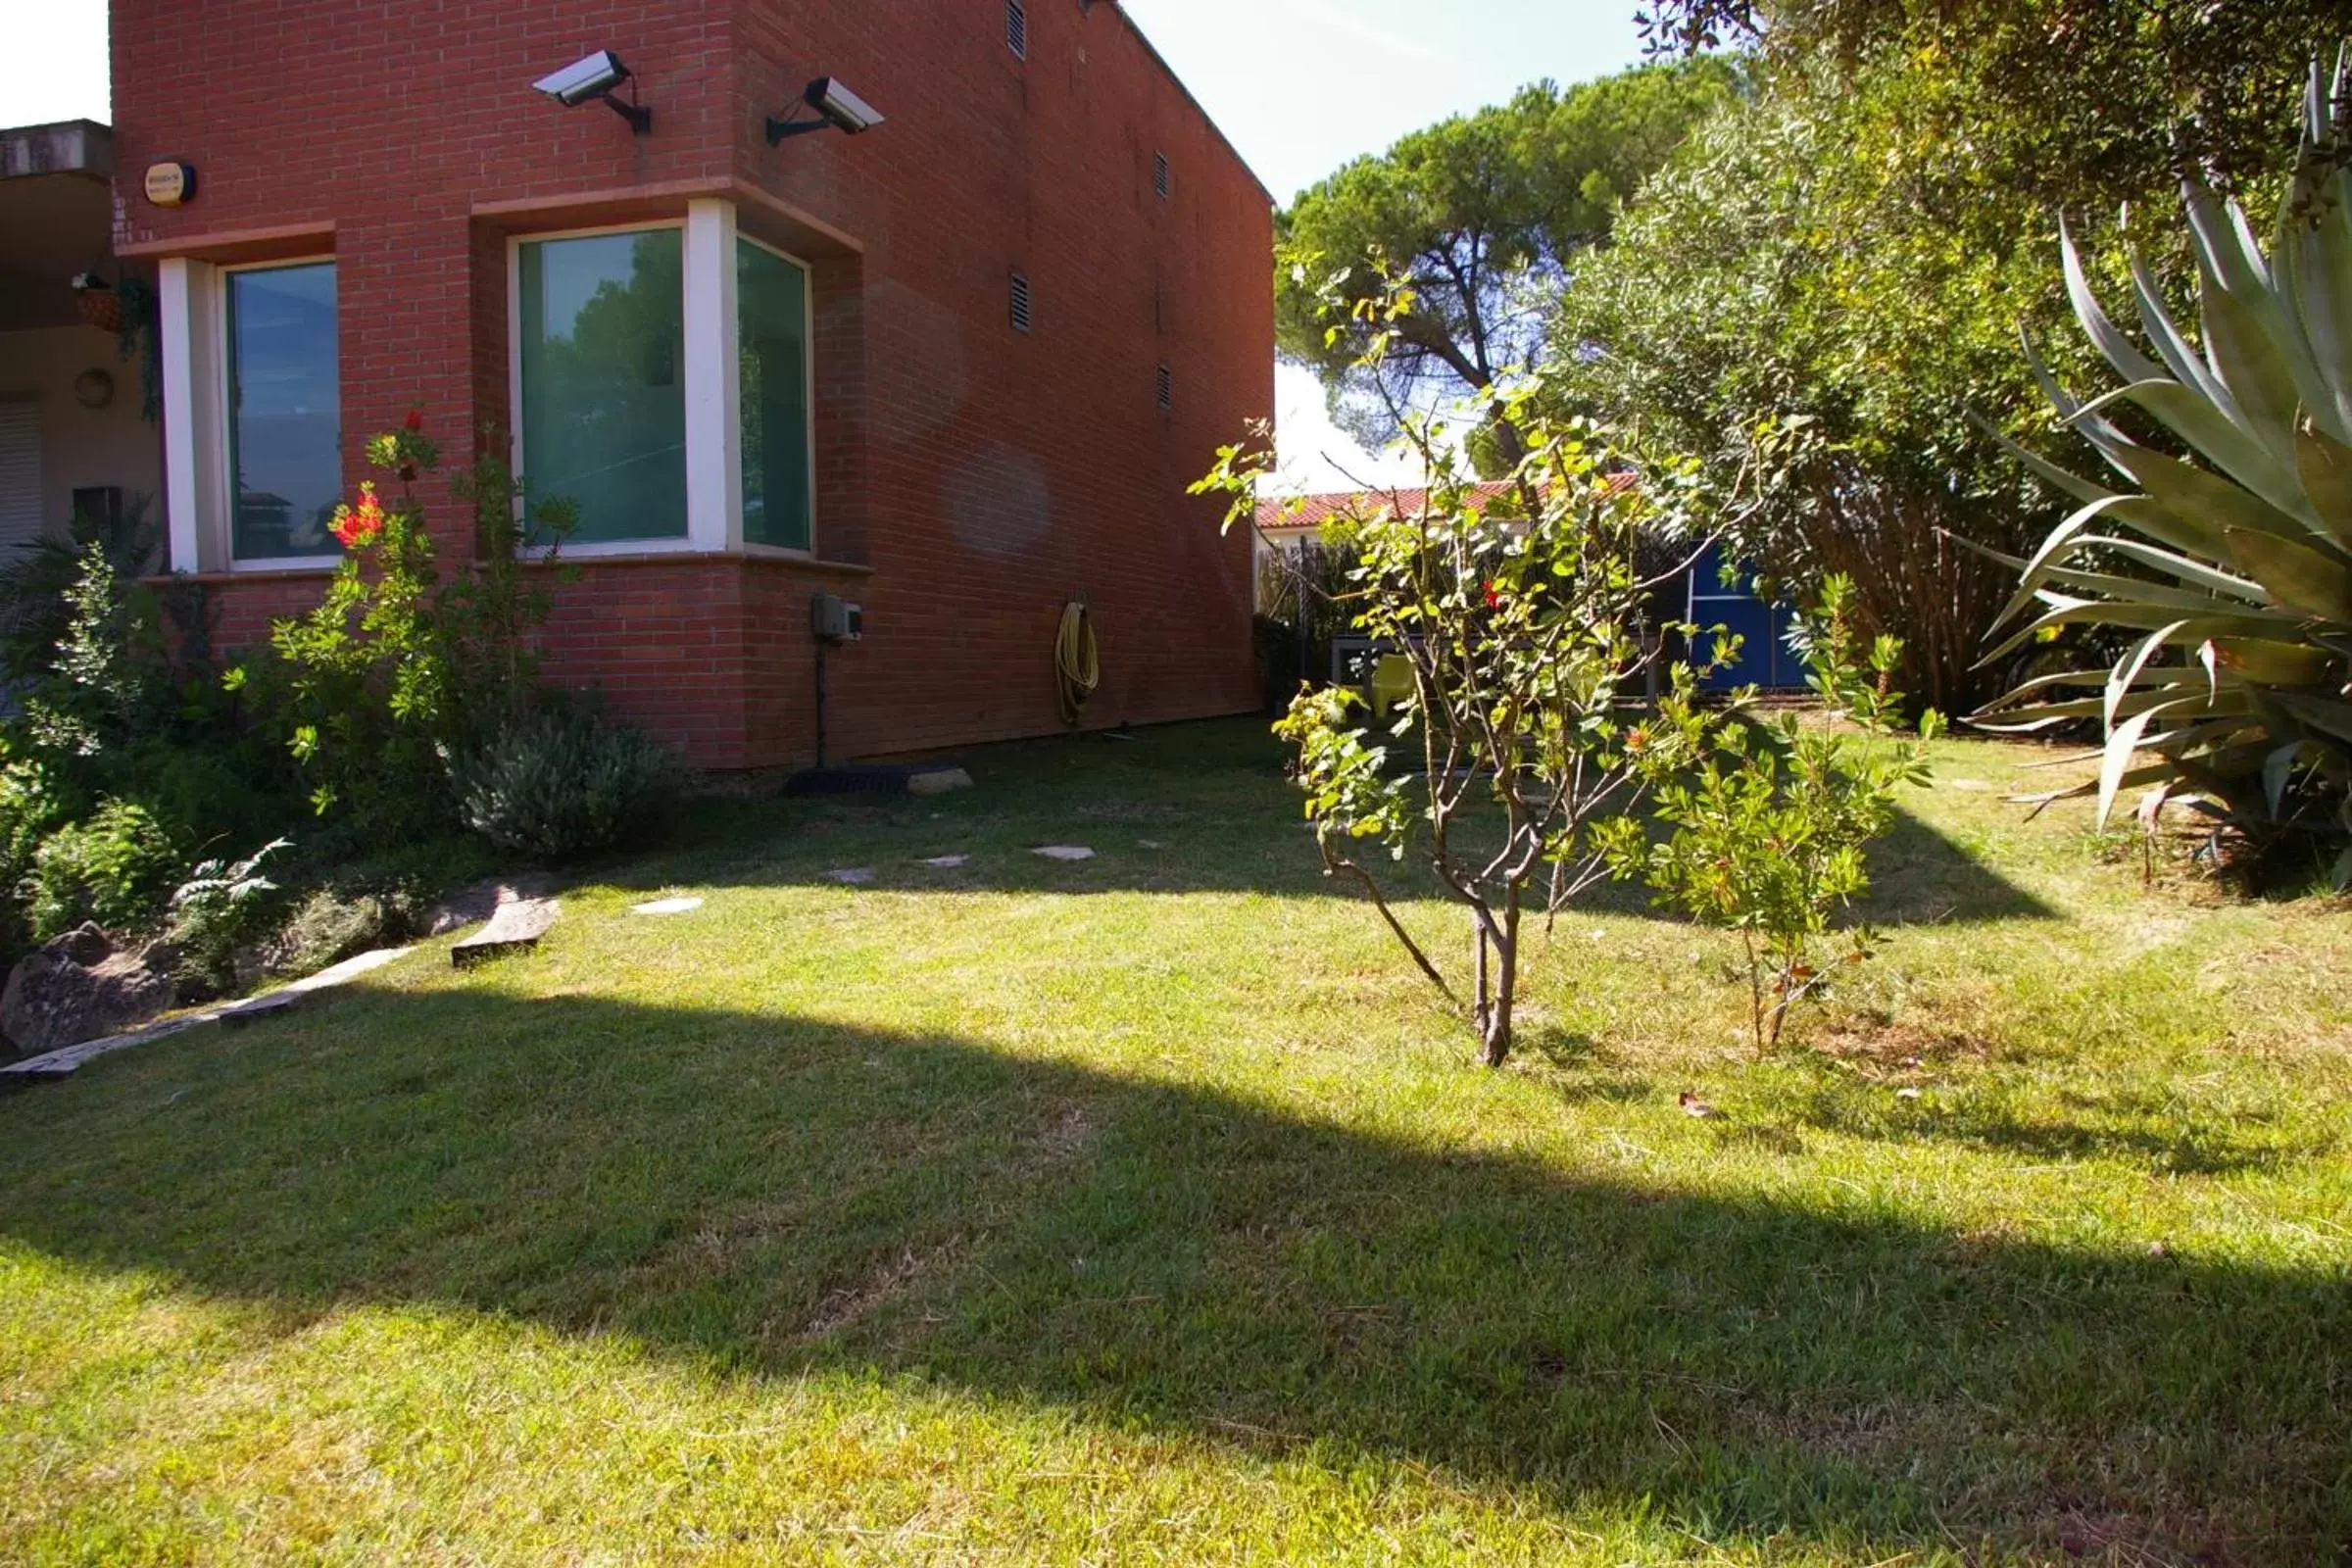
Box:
1685 542 1806 692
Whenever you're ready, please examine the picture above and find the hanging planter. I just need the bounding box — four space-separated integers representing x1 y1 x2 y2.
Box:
72 273 123 334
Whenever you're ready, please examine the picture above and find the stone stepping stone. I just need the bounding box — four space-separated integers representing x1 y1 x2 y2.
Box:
1034 846 1096 862
919 856 970 869
452 897 560 968
907 767 973 797
825 868 876 886
632 897 706 916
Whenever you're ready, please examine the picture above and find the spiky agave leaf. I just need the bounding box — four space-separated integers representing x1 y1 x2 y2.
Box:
1978 56 2352 877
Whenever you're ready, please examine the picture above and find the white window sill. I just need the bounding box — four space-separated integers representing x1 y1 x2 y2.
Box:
545 536 693 560
229 555 343 573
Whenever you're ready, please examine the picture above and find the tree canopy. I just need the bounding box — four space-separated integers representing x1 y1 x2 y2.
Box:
1276 56 1740 453
1544 56 2128 713
1635 0 2340 207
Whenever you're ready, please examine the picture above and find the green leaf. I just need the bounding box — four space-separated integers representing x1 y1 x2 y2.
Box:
2082 381 2316 529
2294 422 2352 550
2108 621 2190 730
2272 692 2352 746
2061 218 2164 388
2101 703 2188 829
2210 637 2342 685
2222 527 2352 622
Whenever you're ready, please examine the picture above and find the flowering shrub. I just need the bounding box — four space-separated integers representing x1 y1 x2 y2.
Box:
328 483 386 549
246 416 577 845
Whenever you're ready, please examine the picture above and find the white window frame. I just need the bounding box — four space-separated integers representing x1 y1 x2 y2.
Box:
160 252 342 572
507 202 816 560
508 217 697 558
734 227 819 561
220 255 343 571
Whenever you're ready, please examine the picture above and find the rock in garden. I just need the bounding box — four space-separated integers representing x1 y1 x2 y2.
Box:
1034 846 1096 862
0 925 175 1058
425 874 558 937
450 896 561 968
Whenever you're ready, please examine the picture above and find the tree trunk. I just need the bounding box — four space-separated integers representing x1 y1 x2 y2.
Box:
1472 911 1492 1044
1480 893 1521 1068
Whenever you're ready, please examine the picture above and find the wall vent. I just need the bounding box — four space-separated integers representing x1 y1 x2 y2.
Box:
1155 363 1173 412
1009 270 1033 333
1007 0 1027 60
1153 151 1171 200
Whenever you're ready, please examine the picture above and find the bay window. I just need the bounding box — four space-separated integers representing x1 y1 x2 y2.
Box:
510 206 816 556
736 236 812 553
514 228 689 544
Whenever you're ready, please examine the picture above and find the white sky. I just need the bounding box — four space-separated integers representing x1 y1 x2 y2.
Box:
4 0 1647 494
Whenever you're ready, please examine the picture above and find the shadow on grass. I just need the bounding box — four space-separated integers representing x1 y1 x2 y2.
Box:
0 984 2340 1561
634 720 2056 926
1781 1080 2335 1178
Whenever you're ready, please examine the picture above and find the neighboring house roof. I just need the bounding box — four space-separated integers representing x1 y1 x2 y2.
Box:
1255 482 1518 540
1255 474 1641 541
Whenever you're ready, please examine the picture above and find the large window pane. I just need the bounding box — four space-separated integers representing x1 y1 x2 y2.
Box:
517 229 687 543
738 239 811 551
226 263 339 560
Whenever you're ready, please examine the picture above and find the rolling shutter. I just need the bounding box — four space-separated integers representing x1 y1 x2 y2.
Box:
0 400 41 557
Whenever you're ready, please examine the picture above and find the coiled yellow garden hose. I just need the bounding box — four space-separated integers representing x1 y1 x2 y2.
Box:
1055 600 1101 727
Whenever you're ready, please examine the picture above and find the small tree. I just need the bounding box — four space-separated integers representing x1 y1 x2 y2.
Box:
1605 574 1941 1054
1203 387 1707 1067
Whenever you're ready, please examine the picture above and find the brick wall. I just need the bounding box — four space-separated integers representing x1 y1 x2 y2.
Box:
113 0 1270 769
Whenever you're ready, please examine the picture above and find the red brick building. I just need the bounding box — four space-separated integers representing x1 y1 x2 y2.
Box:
110 0 1271 769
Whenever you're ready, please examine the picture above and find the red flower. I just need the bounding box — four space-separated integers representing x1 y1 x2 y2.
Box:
329 482 386 549
404 409 423 432
1482 580 1502 611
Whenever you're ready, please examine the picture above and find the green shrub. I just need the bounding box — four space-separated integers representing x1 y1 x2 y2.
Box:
166 839 289 998
24 800 181 941
259 886 398 980
1606 575 1941 1054
452 708 679 861
0 755 72 956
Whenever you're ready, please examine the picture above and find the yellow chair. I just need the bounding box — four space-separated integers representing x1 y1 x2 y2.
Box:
1368 653 1415 720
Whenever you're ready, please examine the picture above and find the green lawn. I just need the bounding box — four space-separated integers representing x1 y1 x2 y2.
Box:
1 718 2346 1565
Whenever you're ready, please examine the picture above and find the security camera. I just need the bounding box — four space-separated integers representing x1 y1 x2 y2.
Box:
534 50 629 107
533 50 652 132
806 77 885 134
765 76 887 146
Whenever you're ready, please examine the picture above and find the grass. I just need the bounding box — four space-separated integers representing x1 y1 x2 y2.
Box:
0 717 2346 1566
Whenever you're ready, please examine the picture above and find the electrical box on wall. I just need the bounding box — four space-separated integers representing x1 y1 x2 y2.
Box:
811 594 863 643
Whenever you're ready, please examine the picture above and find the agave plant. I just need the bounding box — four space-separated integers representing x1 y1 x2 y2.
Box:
1976 55 2352 886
